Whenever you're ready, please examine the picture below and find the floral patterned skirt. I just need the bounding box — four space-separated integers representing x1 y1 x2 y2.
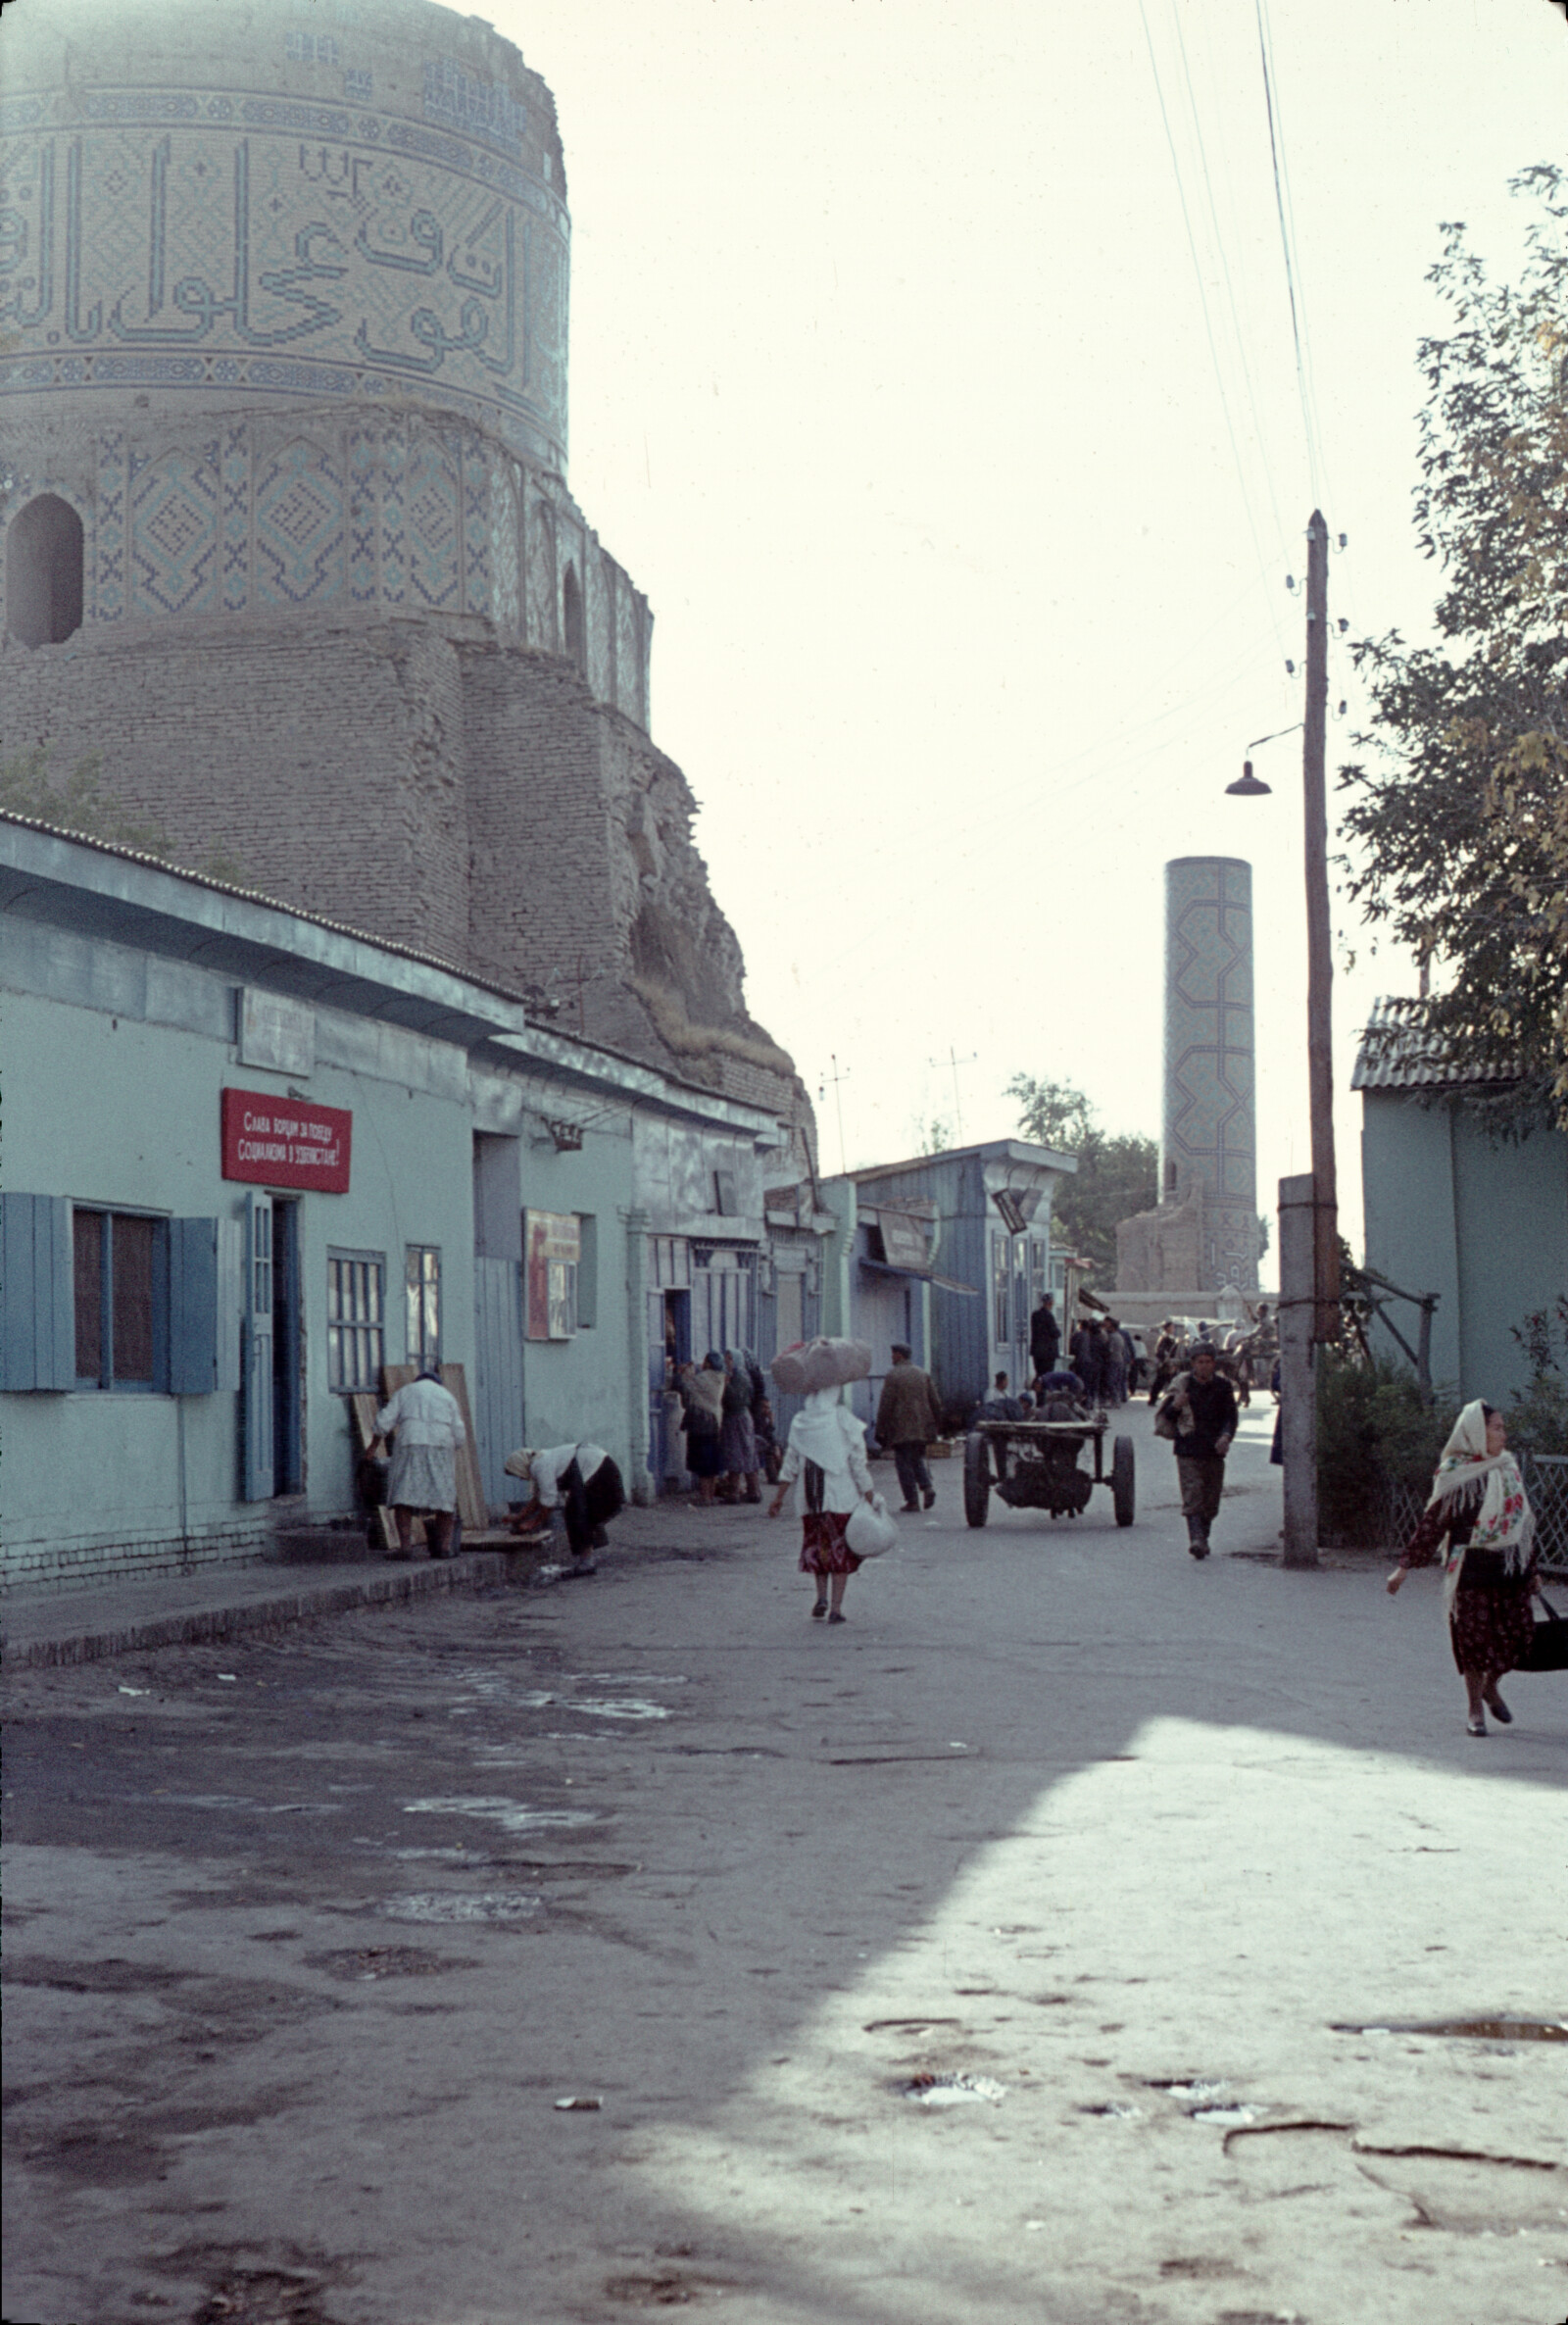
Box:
799 1510 862 1577
1448 1583 1536 1676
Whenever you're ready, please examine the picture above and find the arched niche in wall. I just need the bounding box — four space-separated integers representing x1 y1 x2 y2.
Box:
7 493 85 648
562 562 584 668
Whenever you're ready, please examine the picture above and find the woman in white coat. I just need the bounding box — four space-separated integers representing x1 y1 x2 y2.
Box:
768 1384 876 1623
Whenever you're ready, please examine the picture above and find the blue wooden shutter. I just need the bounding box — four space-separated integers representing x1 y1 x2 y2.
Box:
0 1193 74 1390
170 1218 243 1394
241 1193 274 1500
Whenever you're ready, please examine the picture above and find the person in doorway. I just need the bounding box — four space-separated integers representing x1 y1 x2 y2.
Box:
1157 1341 1239 1558
768 1378 875 1624
375 1360 466 1561
677 1353 726 1504
875 1341 944 1512
1029 1291 1060 1383
505 1441 625 1577
1387 1400 1540 1735
718 1349 763 1504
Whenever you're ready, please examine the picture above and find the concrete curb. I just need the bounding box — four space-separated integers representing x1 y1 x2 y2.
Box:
1 1549 543 1671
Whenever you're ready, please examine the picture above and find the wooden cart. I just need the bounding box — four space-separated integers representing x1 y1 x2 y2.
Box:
963 1412 1135 1530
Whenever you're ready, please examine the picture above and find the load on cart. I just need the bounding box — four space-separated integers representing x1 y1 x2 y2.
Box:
963 1373 1135 1530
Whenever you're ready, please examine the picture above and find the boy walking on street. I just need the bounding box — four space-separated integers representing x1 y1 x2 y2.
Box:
1157 1342 1239 1559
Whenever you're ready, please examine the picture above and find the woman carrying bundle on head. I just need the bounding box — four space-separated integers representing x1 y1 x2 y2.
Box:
767 1338 876 1625
1387 1399 1540 1735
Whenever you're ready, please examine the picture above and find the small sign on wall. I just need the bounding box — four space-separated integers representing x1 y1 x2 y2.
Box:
239 989 317 1076
221 1088 352 1192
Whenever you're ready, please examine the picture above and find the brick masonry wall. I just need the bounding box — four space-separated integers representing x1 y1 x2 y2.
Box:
3 1516 273 1601
1 613 473 968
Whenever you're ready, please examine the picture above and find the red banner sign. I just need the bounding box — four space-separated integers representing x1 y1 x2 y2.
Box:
221 1088 352 1193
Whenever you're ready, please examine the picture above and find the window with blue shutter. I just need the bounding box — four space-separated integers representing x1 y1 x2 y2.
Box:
0 1193 74 1390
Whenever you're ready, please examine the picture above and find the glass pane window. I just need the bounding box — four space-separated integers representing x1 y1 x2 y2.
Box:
73 1209 164 1389
328 1252 385 1392
112 1213 157 1382
406 1245 441 1366
74 1209 103 1383
992 1231 1010 1346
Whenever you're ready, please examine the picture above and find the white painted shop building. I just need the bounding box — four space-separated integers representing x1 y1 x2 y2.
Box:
0 815 787 1596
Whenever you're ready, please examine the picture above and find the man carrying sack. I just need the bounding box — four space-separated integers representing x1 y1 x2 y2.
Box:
1155 1342 1239 1560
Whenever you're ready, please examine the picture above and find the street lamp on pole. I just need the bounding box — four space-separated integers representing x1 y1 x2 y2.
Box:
1226 512 1339 1569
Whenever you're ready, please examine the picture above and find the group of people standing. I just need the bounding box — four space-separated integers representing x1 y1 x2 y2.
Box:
675 1349 780 1507
1028 1292 1140 1408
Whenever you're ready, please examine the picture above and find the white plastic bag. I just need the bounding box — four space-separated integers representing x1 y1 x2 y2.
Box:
845 1492 900 1559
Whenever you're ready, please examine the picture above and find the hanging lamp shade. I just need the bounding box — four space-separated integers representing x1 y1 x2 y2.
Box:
1225 759 1272 797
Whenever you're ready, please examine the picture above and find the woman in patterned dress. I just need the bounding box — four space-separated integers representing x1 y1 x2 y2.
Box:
1388 1400 1539 1735
767 1382 875 1625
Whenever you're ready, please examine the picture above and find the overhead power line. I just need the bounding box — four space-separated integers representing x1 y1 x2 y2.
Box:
1253 0 1329 511
1136 0 1289 662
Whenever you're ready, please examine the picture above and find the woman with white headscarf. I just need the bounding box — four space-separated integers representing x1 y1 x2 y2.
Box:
767 1381 875 1624
1388 1399 1539 1734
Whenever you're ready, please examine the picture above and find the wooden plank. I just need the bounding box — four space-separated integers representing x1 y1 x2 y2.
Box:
375 1367 424 1545
440 1361 488 1530
352 1391 399 1551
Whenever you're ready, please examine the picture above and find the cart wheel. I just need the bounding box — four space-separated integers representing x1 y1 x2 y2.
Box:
963 1432 991 1529
1111 1434 1136 1528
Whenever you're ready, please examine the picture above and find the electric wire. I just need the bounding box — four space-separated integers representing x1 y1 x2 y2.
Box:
1256 0 1334 515
1252 0 1329 512
1136 0 1290 664
1167 0 1291 571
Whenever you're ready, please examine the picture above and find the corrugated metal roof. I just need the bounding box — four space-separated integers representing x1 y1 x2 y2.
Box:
1350 995 1520 1092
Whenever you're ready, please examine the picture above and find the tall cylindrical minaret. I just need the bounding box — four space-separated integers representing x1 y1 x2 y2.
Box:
1162 857 1258 1293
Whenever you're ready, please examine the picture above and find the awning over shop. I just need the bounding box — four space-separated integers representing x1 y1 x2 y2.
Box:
858 1258 978 1298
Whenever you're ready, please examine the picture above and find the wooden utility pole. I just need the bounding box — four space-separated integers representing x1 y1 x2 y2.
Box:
1302 509 1339 1342
1278 509 1339 1570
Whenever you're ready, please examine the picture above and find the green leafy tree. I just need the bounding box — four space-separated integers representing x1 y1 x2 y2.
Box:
1006 1074 1157 1279
1338 165 1568 1128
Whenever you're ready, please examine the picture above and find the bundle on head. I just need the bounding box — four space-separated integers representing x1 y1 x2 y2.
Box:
770 1337 873 1395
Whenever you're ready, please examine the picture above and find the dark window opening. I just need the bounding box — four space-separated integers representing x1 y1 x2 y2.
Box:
7 492 84 648
73 1208 165 1389
562 563 583 668
1165 1160 1178 1193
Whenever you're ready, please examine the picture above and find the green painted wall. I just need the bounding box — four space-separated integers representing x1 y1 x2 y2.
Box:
1360 1089 1568 1404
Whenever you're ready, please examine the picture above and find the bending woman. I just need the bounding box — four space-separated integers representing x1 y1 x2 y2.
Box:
1388 1399 1539 1735
768 1382 875 1624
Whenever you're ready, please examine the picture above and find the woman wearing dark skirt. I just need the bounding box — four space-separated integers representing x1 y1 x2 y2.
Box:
678 1354 726 1506
1388 1400 1539 1734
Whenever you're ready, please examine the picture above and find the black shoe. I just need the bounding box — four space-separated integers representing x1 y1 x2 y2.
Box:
1485 1691 1512 1724
828 1609 847 1624
922 1488 936 1509
811 1599 828 1619
900 1501 921 1514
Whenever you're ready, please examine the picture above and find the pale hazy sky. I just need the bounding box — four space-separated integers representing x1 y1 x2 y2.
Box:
493 0 1565 1275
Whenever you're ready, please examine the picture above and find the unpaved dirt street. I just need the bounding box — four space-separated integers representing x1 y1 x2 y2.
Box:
4 1405 1565 2325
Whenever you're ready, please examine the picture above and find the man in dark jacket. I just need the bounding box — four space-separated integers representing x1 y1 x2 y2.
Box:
875 1342 944 1511
1158 1342 1239 1558
1029 1292 1060 1384
1070 1320 1104 1406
